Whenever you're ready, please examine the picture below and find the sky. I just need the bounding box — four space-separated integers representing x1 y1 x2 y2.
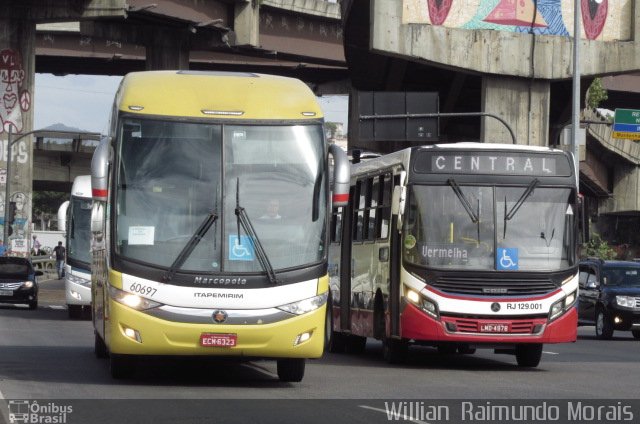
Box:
34 73 348 134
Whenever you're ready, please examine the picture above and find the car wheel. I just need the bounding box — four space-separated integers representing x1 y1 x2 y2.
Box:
595 309 614 340
277 358 305 382
515 344 543 368
28 300 38 310
631 330 640 340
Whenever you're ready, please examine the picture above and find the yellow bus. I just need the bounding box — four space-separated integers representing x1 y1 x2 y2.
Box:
90 71 350 381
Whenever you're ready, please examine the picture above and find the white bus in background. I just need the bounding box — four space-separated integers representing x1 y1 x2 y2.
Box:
65 175 92 319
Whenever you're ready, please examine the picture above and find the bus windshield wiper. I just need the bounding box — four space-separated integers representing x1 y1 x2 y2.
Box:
235 178 278 284
163 210 218 283
447 179 479 223
503 178 539 238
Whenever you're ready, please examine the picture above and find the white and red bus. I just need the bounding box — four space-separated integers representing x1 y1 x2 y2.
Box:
327 143 579 367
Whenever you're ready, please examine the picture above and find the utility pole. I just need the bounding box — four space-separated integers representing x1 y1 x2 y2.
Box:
571 0 581 189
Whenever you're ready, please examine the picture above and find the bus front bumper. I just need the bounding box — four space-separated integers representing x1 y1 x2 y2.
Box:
400 302 577 344
106 300 326 358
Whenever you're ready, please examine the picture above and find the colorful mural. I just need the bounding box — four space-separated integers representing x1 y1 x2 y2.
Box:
402 0 629 41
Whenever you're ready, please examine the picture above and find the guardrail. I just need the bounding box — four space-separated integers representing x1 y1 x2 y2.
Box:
32 255 57 279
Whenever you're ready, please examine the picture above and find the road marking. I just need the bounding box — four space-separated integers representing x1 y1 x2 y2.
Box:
359 405 431 424
543 351 559 355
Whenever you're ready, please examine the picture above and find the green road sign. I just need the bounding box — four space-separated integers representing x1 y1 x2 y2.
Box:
613 109 640 139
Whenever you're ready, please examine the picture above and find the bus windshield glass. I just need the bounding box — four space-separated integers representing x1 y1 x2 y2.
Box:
115 118 326 273
68 197 92 264
403 184 575 271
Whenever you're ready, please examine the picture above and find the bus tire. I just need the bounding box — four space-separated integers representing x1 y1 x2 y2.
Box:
383 337 408 364
110 354 136 379
277 358 305 382
632 330 640 339
94 331 108 359
325 295 346 353
345 335 367 354
68 305 82 319
515 344 543 368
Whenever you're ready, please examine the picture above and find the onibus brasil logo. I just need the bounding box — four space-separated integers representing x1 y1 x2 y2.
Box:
8 400 72 424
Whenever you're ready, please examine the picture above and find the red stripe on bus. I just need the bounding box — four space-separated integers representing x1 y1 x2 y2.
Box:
92 188 108 198
332 193 349 202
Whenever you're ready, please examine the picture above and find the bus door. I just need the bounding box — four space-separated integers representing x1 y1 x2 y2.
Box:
388 176 403 338
338 185 356 332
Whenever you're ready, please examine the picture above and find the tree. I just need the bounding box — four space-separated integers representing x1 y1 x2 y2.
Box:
582 234 616 260
324 122 338 139
586 77 608 109
32 191 68 230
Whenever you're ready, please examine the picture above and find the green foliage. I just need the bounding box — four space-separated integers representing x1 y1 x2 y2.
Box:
324 122 338 138
586 77 608 109
582 234 617 260
32 191 68 226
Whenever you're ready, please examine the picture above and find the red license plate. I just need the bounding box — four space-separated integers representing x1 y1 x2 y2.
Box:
479 323 510 333
200 333 237 347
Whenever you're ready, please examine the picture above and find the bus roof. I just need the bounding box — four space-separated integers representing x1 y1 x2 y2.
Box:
115 71 323 121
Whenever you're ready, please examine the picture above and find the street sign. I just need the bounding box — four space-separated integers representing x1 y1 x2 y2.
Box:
613 108 640 140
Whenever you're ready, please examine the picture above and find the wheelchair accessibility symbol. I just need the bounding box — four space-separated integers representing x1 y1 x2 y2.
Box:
229 235 255 261
497 248 518 270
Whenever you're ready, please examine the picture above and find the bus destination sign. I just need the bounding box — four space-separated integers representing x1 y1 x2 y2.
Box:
414 151 571 176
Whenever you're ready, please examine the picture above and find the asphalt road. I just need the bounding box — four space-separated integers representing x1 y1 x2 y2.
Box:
1 281 639 424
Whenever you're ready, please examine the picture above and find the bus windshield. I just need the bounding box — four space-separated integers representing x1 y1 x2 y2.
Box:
115 118 326 273
403 184 575 271
68 197 92 265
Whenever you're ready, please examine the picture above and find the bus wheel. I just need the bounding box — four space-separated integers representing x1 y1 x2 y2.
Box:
383 337 408 364
110 354 136 379
632 330 640 339
515 344 543 368
68 305 82 319
277 358 305 382
94 331 108 359
345 335 367 354
325 296 346 353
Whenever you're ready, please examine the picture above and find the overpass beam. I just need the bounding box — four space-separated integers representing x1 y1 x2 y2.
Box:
0 17 36 254
145 28 190 70
481 76 550 146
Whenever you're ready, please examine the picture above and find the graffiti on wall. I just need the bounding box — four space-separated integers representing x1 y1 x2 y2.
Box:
403 0 627 41
0 48 31 257
0 49 31 134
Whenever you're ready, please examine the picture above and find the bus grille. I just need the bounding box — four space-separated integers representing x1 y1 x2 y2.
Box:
430 276 558 296
443 316 546 334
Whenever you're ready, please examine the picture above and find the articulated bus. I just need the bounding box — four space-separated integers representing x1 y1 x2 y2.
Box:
65 175 92 319
327 143 578 367
90 71 350 381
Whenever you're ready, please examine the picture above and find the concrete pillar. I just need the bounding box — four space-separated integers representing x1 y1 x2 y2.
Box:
0 18 36 256
145 29 190 70
234 0 259 47
481 76 550 147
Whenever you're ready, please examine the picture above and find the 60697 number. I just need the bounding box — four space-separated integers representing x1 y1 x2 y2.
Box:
129 283 157 297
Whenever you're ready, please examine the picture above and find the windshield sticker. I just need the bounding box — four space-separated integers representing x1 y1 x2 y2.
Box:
128 226 155 245
229 235 255 261
497 248 519 271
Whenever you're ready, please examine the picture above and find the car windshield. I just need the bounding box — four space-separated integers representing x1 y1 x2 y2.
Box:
602 267 640 286
0 260 29 275
114 118 326 273
403 184 575 271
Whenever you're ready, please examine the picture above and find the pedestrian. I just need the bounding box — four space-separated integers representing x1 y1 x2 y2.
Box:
53 241 66 279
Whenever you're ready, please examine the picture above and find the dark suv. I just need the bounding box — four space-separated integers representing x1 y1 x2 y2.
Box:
578 258 640 339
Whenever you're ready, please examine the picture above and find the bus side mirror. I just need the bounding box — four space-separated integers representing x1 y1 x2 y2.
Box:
392 185 406 230
91 202 105 244
91 137 111 202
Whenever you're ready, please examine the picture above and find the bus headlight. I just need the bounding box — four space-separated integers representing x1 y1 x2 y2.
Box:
109 286 162 311
277 292 328 315
405 287 439 319
549 290 577 321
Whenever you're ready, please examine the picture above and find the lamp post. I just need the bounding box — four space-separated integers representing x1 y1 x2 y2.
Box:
571 0 581 189
3 128 102 251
